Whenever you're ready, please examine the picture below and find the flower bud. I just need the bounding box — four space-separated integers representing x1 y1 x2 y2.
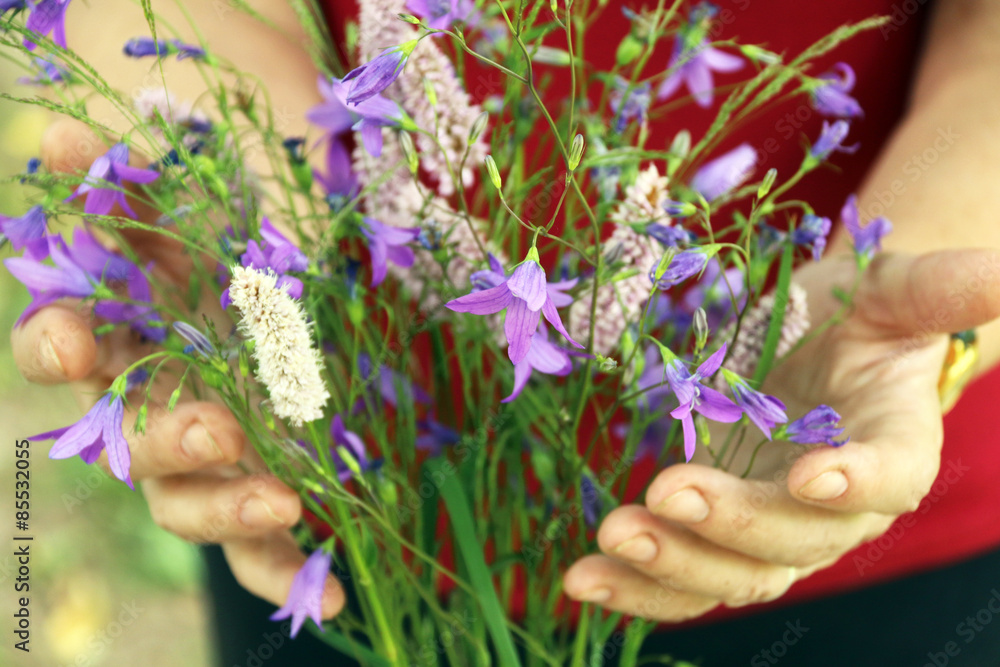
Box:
469 111 489 143
757 168 778 199
693 307 709 351
484 155 502 190
568 134 585 171
399 131 419 174
397 13 421 24
423 77 438 107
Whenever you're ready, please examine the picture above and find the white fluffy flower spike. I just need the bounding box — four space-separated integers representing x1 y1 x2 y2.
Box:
227 266 330 426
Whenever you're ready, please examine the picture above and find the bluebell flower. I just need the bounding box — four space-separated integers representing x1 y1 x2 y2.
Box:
721 369 788 439
330 414 370 482
356 352 431 408
810 63 863 118
416 418 461 456
841 195 892 261
361 217 420 288
307 76 401 157
690 143 757 200
4 236 97 324
173 321 216 358
314 134 357 200
123 37 205 60
0 0 27 15
656 3 743 107
343 40 418 107
269 548 332 638
66 143 159 218
649 249 708 290
470 252 578 306
500 330 575 403
781 405 848 446
17 57 70 85
609 77 651 132
791 214 832 262
406 0 475 29
94 263 165 342
0 205 48 259
223 217 309 305
809 120 859 162
447 253 583 365
662 344 742 461
647 223 694 248
29 393 133 488
24 0 71 50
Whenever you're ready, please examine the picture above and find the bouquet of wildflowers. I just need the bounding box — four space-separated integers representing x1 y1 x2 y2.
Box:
1 0 891 664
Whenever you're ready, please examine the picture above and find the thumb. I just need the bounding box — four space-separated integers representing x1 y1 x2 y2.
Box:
855 248 1000 336
40 118 105 175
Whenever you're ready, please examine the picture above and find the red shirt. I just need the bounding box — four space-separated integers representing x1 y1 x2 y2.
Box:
323 0 1000 614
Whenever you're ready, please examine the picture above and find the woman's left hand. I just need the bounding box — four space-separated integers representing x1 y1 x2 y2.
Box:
563 247 1000 620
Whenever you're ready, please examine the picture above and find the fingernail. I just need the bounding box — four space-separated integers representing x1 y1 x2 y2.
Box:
180 423 223 462
577 587 612 603
238 496 284 528
40 335 66 377
653 488 710 523
612 534 658 563
798 471 848 501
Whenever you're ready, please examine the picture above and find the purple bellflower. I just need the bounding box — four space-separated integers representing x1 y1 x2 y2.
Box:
690 143 757 200
221 218 308 307
809 120 858 162
791 214 832 262
415 418 461 456
24 0 71 50
315 134 358 201
447 252 583 365
269 548 332 638
610 77 652 132
650 249 709 290
331 414 370 482
173 321 216 358
1 0 27 15
343 40 418 107
0 205 48 259
581 476 602 528
17 57 70 85
470 252 578 307
656 4 743 107
93 263 165 342
501 330 575 403
841 194 892 262
62 228 134 284
4 236 98 324
356 352 431 408
361 217 420 288
29 393 133 488
123 37 205 60
721 369 788 439
66 143 159 218
406 0 475 29
662 344 742 461
810 63 863 118
307 76 401 157
780 404 848 446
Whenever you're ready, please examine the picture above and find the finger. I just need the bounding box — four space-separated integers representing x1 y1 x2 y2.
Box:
223 532 345 620
645 464 886 568
103 401 245 480
856 249 1000 336
144 472 301 542
11 304 96 384
563 554 719 621
595 505 795 607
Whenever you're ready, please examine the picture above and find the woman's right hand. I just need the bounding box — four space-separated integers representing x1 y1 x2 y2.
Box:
11 119 345 620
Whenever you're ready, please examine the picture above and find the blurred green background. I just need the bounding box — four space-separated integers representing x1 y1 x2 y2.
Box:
0 60 213 667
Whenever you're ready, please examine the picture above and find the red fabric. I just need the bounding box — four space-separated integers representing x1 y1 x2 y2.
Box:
322 0 1000 614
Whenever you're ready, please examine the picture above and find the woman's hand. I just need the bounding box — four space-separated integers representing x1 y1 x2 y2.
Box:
563 247 1000 620
11 119 344 618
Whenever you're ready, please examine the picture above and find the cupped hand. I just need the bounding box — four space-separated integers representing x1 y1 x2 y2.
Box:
563 246 1000 620
10 119 343 620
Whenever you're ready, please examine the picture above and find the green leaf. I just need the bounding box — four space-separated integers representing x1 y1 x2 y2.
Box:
753 241 794 385
428 458 522 667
